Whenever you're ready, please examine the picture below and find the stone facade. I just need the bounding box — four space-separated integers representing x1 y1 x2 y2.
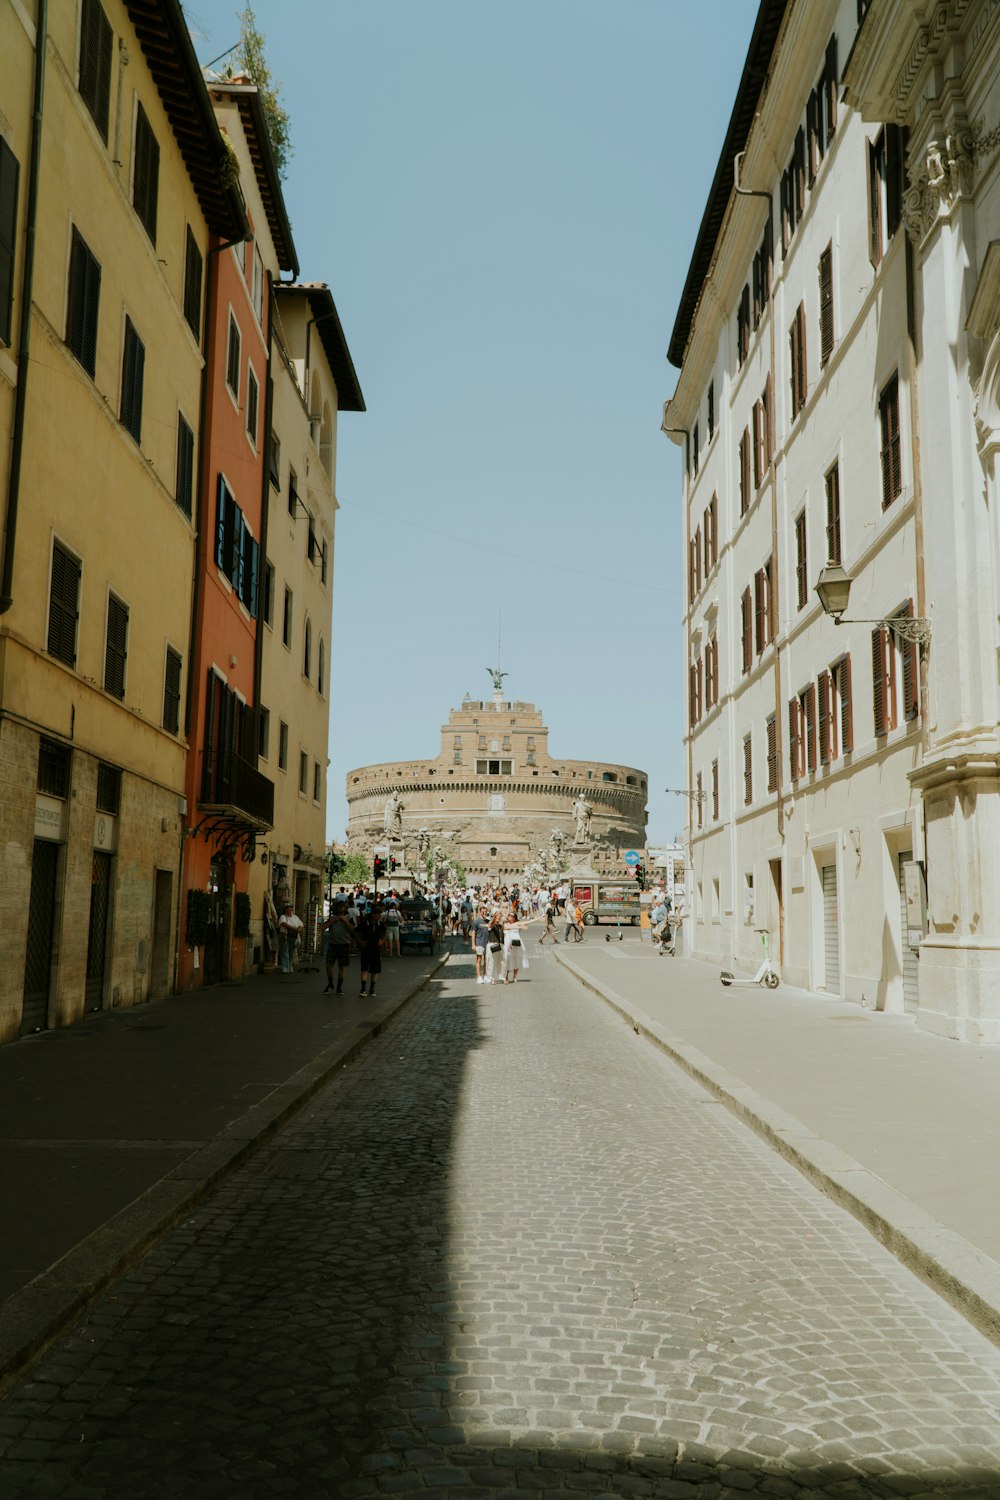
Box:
346 692 648 881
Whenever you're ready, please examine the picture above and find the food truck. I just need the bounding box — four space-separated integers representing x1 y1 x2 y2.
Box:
571 879 642 926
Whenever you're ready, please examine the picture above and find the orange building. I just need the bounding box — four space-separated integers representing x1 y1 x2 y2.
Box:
178 82 298 988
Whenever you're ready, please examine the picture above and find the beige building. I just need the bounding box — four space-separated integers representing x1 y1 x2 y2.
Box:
346 688 648 882
247 282 364 950
0 0 245 1039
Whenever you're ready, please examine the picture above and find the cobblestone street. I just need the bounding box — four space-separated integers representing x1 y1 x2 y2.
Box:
3 944 1000 1498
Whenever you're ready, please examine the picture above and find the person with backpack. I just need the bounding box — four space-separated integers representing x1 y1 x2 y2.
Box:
321 904 355 994
383 898 401 958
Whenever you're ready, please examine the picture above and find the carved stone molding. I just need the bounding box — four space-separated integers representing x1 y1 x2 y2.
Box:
903 131 976 244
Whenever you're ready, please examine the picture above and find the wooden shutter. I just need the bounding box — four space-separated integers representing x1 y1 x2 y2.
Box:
183 227 203 335
819 244 834 365
694 526 702 592
752 402 762 489
120 319 145 442
872 626 887 736
79 0 113 142
767 714 778 792
886 124 902 238
163 647 181 734
740 430 750 513
789 697 800 781
67 229 101 377
689 538 697 603
176 416 194 517
0 138 18 347
806 684 817 770
867 137 881 268
839 654 853 753
696 657 703 721
48 542 81 666
132 104 159 243
216 475 234 573
818 670 831 764
796 303 807 413
795 512 807 609
744 735 753 805
742 588 752 673
794 127 806 216
780 170 792 254
689 664 697 725
825 464 841 563
825 34 838 143
104 594 128 699
763 375 772 467
807 89 821 184
754 569 765 654
900 600 919 720
765 555 775 644
880 373 901 505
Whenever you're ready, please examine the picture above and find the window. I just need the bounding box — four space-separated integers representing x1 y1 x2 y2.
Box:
819 243 834 366
766 713 778 793
132 103 159 243
789 301 807 418
67 228 101 377
712 759 719 820
707 381 715 440
879 372 902 507
120 317 145 443
104 593 128 699
252 245 264 324
752 217 772 328
753 378 772 487
693 526 702 594
288 468 300 518
0 138 19 347
303 617 312 678
704 495 718 573
873 605 918 734
245 366 259 447
739 428 751 515
96 762 121 815
705 635 718 710
163 646 182 734
688 660 703 726
453 750 462 765
78 0 113 142
183 226 202 336
825 462 842 563
867 124 904 268
258 705 270 760
278 720 288 771
313 760 322 802
795 511 808 610
307 518 319 565
282 586 292 647
832 655 853 755
692 424 700 474
226 312 240 399
318 637 325 695
696 771 704 829
263 561 275 627
737 284 751 365
269 432 280 490
38 738 71 799
171 413 194 518
299 751 308 795
743 734 753 806
790 683 817 780
478 734 487 751
214 477 259 615
741 587 753 674
754 559 773 654
48 540 81 667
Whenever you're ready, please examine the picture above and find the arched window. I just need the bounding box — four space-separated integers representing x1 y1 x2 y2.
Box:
303 616 312 678
317 637 326 695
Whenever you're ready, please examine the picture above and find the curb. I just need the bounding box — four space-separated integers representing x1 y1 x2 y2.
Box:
552 945 1000 1352
0 949 452 1398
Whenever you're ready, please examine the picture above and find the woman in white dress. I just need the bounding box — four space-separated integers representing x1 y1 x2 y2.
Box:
502 911 529 984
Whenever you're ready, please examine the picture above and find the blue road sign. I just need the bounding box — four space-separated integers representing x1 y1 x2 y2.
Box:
624 850 640 867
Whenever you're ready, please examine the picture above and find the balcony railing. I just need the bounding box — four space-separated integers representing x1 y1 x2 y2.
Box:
201 745 274 828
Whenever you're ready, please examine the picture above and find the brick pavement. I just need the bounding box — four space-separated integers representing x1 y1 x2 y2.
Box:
2 941 1000 1497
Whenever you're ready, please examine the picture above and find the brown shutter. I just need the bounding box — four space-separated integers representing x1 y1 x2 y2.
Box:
740 429 750 513
797 304 807 411
763 375 773 467
880 374 901 506
807 89 819 186
819 244 834 365
789 697 800 781
806 684 817 770
742 588 752 673
744 735 753 805
694 526 702 592
767 714 778 793
872 626 887 736
825 34 838 142
689 664 697 727
867 137 881 268
765 555 775 644
840 654 853 753
780 169 791 253
754 570 765 654
689 539 696 603
752 402 762 489
901 600 919 720
818 670 831 764
696 656 703 721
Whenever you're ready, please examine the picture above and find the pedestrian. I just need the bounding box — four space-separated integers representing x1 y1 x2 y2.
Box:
538 901 560 944
277 903 304 973
485 910 505 985
563 900 579 945
502 911 528 984
572 900 585 942
355 902 385 997
383 898 402 958
473 906 491 983
321 904 355 994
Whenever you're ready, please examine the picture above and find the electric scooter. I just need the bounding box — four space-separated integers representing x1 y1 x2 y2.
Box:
720 928 780 989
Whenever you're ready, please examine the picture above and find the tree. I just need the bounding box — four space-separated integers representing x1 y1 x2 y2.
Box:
233 5 293 179
328 851 370 887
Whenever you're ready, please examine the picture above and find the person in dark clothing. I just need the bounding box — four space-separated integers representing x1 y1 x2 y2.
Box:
356 904 386 997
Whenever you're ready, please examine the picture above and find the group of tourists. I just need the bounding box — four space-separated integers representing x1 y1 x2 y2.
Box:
318 885 406 999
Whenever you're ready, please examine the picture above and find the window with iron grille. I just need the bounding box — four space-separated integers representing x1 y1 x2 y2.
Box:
163 646 182 734
795 511 808 610
78 0 113 142
48 540 81 666
132 103 159 243
825 461 842 563
120 317 145 443
879 372 902 507
0 139 18 348
226 313 240 399
819 243 834 365
183 226 202 335
67 228 101 377
104 593 128 699
38 738 72 798
175 414 194 518
96 762 121 814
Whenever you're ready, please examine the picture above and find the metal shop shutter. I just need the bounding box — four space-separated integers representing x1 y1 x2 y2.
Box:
822 863 840 993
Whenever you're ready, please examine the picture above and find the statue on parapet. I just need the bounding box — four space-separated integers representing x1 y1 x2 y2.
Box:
572 792 593 844
486 666 508 693
383 789 404 840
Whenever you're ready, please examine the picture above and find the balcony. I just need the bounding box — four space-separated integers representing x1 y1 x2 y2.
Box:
200 744 274 829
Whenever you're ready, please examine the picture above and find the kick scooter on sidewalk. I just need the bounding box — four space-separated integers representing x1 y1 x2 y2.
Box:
720 928 780 990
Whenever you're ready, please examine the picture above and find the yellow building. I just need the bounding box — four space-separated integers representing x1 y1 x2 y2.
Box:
247 283 364 958
0 0 245 1039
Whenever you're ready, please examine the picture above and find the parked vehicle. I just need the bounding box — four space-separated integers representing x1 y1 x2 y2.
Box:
398 899 438 954
573 880 641 926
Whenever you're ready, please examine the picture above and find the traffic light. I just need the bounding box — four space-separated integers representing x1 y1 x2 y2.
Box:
373 856 385 881
390 856 398 872
635 863 646 889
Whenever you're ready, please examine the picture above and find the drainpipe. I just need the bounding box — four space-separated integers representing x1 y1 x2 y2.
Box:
662 417 691 925
734 151 784 845
0 0 48 615
252 275 275 758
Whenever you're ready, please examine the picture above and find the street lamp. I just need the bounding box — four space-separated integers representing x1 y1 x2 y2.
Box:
814 564 932 646
665 787 707 803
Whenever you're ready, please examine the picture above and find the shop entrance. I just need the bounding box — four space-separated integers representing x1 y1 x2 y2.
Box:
85 851 113 1011
203 858 231 985
23 839 60 1034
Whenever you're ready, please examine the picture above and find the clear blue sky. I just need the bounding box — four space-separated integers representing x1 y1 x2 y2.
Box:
186 1 756 845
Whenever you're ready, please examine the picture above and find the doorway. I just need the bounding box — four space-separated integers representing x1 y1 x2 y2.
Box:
23 839 60 1034
85 851 113 1011
768 858 784 966
150 868 173 999
821 863 841 993
203 858 230 985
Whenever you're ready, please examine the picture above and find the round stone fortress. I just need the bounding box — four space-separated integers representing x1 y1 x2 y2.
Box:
345 688 648 881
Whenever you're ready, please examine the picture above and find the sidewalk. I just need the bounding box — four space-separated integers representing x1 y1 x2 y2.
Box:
552 936 1000 1349
0 947 450 1395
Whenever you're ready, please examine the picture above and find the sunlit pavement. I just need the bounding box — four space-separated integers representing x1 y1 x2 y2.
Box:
2 938 1000 1497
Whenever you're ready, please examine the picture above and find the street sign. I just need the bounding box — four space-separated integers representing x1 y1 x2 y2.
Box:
624 850 640 867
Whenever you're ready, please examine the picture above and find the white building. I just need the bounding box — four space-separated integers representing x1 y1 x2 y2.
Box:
664 0 926 1022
